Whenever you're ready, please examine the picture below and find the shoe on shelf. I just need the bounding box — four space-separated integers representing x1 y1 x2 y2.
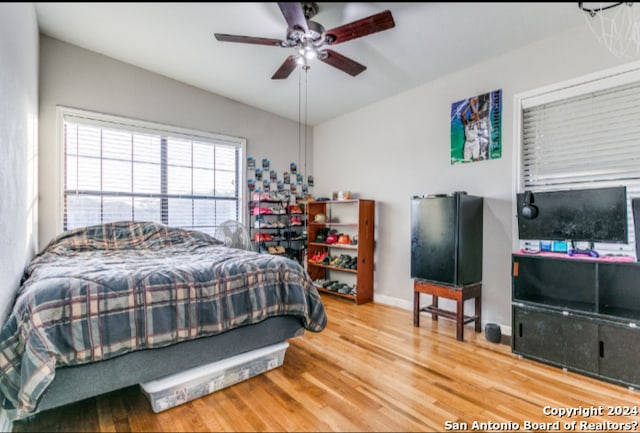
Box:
254 192 274 202
252 207 273 215
273 192 287 201
288 204 303 214
255 220 272 229
337 284 351 294
326 281 339 292
313 279 328 287
255 232 273 242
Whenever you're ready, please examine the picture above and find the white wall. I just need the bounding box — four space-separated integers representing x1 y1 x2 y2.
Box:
38 35 312 249
0 3 39 325
313 25 629 331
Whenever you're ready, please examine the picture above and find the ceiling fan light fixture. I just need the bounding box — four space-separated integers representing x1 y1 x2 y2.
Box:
302 41 317 59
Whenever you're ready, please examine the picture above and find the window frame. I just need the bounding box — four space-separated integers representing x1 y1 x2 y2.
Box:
512 61 640 254
56 106 247 234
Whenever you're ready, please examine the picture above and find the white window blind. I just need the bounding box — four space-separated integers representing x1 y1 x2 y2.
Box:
63 112 243 237
520 79 640 256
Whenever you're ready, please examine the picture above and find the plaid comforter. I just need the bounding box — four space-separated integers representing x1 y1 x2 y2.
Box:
0 221 326 416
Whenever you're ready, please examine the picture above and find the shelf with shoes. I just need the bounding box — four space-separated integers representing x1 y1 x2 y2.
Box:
308 251 359 273
308 242 358 250
248 192 307 263
306 199 375 305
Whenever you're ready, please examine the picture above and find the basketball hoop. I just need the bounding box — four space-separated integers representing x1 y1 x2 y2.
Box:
579 2 640 58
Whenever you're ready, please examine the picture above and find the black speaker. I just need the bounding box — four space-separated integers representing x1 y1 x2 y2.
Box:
633 198 640 260
485 323 501 343
520 191 538 220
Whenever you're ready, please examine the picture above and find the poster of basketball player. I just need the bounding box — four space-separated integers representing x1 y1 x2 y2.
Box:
450 89 502 164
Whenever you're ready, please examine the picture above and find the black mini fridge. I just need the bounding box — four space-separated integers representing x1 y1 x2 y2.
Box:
410 192 483 286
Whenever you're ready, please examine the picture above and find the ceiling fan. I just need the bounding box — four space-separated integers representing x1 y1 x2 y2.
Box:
214 2 395 79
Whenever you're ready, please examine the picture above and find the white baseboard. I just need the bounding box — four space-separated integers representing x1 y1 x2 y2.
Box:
500 325 512 337
373 294 512 337
373 294 413 311
0 408 12 433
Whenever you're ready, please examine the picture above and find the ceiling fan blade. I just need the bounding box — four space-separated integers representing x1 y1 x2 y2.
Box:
214 33 283 46
272 55 299 80
323 10 395 45
278 2 308 33
319 49 366 77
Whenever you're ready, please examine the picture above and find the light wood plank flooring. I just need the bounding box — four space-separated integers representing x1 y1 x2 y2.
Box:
13 294 639 432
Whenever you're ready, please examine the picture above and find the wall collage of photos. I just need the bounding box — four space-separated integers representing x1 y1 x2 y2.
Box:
246 156 314 201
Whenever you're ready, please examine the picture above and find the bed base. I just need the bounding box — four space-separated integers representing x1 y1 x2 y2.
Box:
6 316 304 421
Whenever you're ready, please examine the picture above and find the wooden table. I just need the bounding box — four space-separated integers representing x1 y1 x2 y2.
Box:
413 279 482 341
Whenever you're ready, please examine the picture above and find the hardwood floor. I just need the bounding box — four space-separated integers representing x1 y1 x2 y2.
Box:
13 294 639 432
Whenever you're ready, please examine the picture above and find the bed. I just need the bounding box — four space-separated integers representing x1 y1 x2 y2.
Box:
0 221 327 421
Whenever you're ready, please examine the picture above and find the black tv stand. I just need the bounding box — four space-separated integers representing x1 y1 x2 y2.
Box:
511 253 640 389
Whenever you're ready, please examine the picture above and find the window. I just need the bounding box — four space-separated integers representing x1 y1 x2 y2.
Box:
61 108 245 236
516 66 640 256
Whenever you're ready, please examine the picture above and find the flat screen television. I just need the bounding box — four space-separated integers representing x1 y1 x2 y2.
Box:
516 186 628 243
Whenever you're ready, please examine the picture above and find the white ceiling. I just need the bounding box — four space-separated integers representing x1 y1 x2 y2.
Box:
34 2 586 126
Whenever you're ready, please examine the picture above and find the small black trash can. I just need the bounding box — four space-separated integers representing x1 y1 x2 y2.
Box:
485 323 501 343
